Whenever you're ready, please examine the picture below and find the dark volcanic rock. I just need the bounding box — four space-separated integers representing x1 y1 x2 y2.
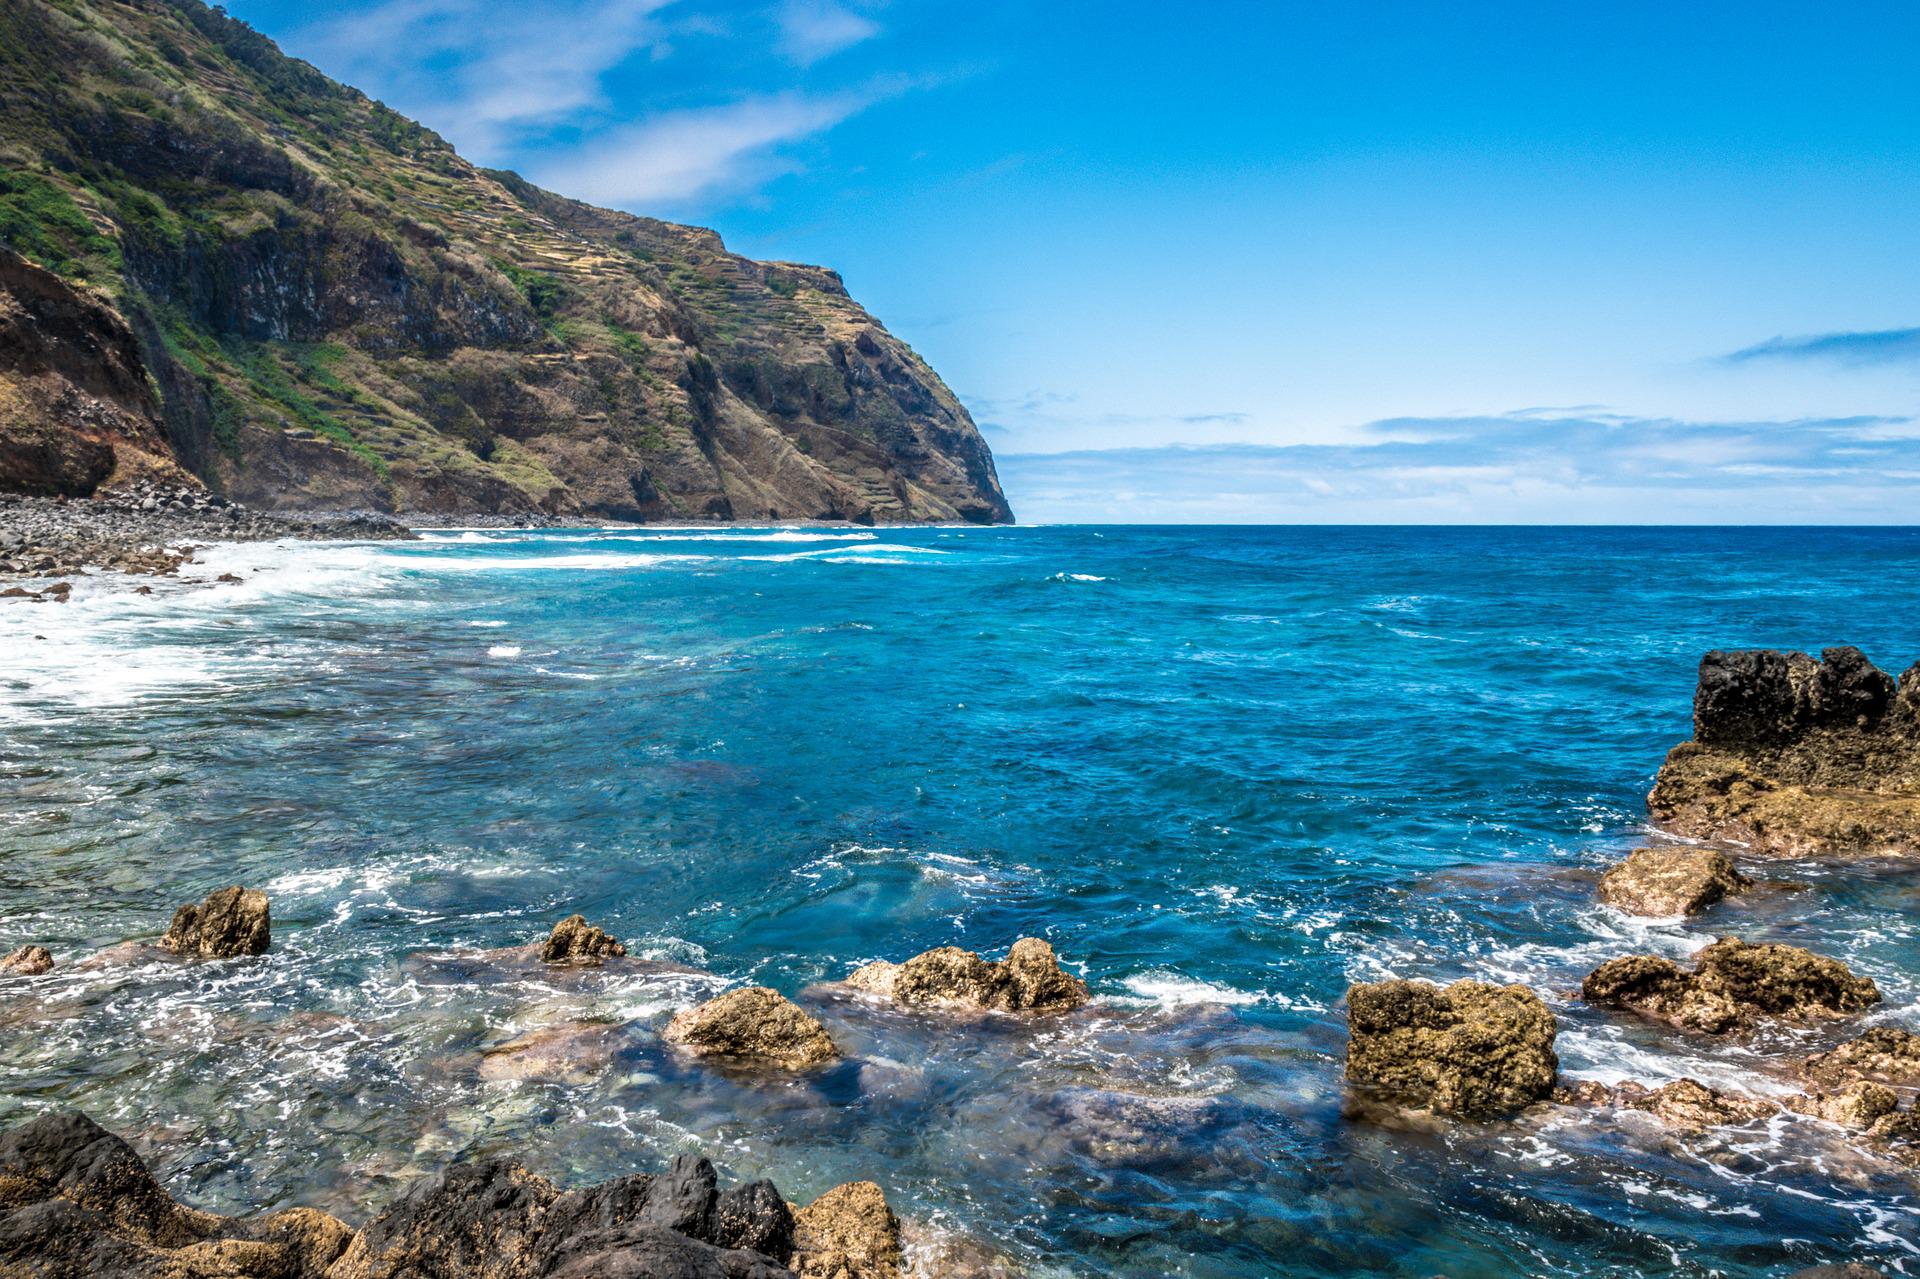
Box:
1648 647 1920 857
663 988 840 1069
1344 978 1559 1118
0 945 53 976
541 914 628 965
1582 937 1879 1034
0 1109 908 1278
160 886 271 959
845 937 1089 1013
1598 846 1750 917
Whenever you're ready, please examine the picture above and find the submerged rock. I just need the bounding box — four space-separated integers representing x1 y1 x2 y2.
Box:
0 1108 912 1278
1581 937 1879 1034
1598 846 1750 917
478 1021 626 1084
1558 1077 1773 1130
1344 978 1559 1118
160 886 270 959
541 914 628 965
1648 647 1920 857
663 987 839 1069
0 944 53 976
846 938 1089 1013
791 1181 902 1279
1801 1026 1920 1088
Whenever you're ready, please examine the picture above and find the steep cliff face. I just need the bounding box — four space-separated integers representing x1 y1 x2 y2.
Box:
0 0 1011 523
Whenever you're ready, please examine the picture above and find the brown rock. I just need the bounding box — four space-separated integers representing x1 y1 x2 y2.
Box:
1647 647 1920 858
663 987 838 1069
1344 978 1559 1118
1802 1026 1920 1088
846 937 1089 1013
1598 846 1749 917
540 914 627 965
1561 1077 1773 1130
1788 1081 1902 1131
161 886 271 959
478 1021 625 1084
1582 937 1879 1034
791 1181 903 1279
0 944 53 976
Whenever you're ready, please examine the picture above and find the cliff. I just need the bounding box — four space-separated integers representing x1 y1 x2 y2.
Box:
0 0 1011 523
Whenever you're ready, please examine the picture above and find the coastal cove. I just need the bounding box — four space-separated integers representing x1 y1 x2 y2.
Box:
6 524 1920 1277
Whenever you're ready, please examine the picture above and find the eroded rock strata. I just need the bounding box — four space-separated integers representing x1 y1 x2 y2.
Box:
1649 647 1920 857
1581 938 1879 1034
1344 978 1559 1118
846 937 1089 1013
0 1110 907 1279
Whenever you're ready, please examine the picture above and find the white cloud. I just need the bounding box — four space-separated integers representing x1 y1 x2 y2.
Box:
776 0 880 65
287 0 672 155
531 90 875 206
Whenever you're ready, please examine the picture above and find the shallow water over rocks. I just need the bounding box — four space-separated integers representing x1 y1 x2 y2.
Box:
5 525 1920 1275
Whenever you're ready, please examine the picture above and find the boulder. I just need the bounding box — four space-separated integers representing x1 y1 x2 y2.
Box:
1648 647 1920 857
160 886 270 959
541 914 627 965
663 988 839 1069
1558 1078 1773 1130
1344 978 1559 1118
1801 1026 1920 1088
1598 846 1749 917
846 938 1089 1013
1787 1081 1902 1132
791 1181 902 1279
1582 938 1879 1034
0 944 53 976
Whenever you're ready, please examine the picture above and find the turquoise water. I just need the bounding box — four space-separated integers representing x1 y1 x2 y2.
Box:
4 524 1920 1276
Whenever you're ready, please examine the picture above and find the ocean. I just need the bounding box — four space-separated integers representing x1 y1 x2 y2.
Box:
3 523 1919 1277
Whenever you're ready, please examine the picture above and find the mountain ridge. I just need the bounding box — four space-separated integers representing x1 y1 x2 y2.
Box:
0 0 1012 523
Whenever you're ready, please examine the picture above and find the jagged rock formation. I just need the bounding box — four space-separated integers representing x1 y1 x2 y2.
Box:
160 885 270 959
1582 938 1879 1034
541 914 627 965
0 0 1010 524
1343 978 1559 1118
663 988 840 1070
846 938 1089 1013
0 1109 908 1278
1801 1027 1920 1089
1598 846 1750 917
1648 647 1920 857
0 945 53 976
1557 1077 1773 1131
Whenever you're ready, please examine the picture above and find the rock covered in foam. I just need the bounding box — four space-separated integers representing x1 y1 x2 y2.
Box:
791 1181 902 1279
160 886 270 959
1582 937 1879 1034
1598 846 1749 917
663 987 839 1069
0 944 53 976
540 914 628 964
1344 978 1558 1118
846 937 1089 1013
1648 646 1920 857
1558 1077 1773 1130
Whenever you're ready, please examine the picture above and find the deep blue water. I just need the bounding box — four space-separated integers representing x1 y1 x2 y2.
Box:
4 524 1920 1277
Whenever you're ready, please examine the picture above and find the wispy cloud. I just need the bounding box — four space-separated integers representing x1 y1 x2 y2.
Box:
1722 327 1920 366
998 411 1920 523
291 0 672 155
531 89 879 206
776 0 880 65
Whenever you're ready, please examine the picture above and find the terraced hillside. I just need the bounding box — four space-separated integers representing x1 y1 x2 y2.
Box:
0 0 1011 522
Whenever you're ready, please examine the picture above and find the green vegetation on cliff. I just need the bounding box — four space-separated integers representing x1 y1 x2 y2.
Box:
0 0 1010 522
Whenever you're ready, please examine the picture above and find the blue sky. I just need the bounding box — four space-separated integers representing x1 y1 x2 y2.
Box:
228 0 1920 522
